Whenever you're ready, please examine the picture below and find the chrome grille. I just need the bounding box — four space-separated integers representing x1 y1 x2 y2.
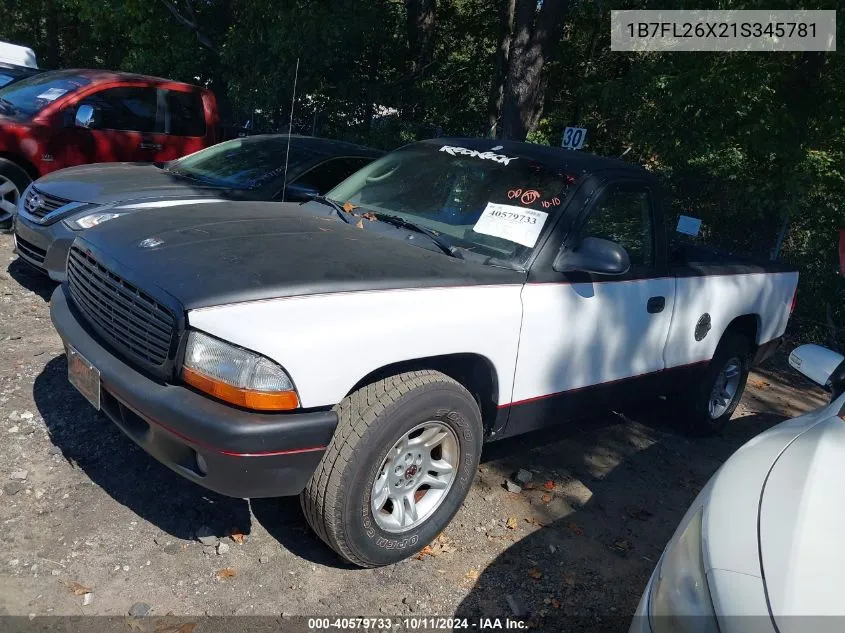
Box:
23 187 72 220
67 246 176 368
15 235 46 265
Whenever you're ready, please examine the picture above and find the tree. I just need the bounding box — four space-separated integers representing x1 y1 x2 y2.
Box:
498 0 569 140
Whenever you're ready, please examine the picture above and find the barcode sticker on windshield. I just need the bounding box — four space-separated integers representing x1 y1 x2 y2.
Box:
36 88 68 101
472 202 548 247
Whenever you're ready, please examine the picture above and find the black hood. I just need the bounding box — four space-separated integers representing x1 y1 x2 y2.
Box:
35 163 226 204
75 201 525 310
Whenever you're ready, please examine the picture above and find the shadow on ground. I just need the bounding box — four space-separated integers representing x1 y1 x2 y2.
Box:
32 349 801 586
33 355 252 542
7 259 57 302
454 400 790 632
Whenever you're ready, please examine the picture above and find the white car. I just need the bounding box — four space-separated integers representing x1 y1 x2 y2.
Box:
631 343 845 633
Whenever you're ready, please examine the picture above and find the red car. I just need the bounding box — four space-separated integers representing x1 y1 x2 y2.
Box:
0 68 219 225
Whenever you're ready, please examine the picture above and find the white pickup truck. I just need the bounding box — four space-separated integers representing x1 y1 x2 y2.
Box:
49 138 799 566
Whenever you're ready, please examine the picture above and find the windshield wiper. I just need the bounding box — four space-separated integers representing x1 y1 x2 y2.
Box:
312 196 352 223
371 213 463 259
0 97 16 115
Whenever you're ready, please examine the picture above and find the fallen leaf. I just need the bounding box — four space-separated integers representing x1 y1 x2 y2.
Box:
625 506 653 521
431 532 457 555
464 569 479 580
414 545 435 560
62 580 91 595
506 516 518 530
528 568 543 580
551 598 561 609
612 538 631 552
124 618 145 632
342 201 358 213
541 493 552 504
215 567 237 580
228 529 246 544
361 212 377 221
355 219 364 229
567 522 584 536
526 517 546 528
542 481 555 490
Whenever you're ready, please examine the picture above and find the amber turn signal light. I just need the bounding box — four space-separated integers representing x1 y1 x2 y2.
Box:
183 366 299 411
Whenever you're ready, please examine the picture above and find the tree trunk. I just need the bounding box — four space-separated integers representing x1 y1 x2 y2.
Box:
159 0 218 53
500 0 568 141
43 0 60 67
484 0 516 137
404 0 436 76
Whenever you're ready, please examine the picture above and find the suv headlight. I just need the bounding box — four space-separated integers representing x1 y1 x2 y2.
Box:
648 508 718 633
182 330 299 411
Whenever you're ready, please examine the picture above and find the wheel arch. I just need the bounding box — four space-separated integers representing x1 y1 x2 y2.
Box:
0 152 39 180
344 353 500 431
720 313 761 352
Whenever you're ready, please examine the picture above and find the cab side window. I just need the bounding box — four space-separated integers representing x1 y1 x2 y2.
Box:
167 90 206 136
77 87 159 133
581 184 654 268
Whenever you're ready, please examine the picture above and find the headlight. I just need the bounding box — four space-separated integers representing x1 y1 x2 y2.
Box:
63 211 129 231
182 330 299 411
648 508 718 633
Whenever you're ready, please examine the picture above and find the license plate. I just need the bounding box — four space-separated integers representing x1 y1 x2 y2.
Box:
67 345 101 410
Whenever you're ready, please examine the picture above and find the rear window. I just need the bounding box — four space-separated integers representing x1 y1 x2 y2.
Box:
0 72 91 119
167 90 205 137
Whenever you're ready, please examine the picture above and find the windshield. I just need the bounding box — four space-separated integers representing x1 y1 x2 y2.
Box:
0 72 91 119
168 137 320 189
326 143 578 266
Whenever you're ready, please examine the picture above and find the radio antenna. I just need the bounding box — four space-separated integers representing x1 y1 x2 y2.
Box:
281 57 300 202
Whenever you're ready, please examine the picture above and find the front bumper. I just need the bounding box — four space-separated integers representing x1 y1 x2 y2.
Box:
50 284 337 498
14 213 76 282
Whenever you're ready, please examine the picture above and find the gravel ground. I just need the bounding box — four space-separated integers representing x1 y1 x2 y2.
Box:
0 232 827 630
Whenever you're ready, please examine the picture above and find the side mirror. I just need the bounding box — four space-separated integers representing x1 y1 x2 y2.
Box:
789 344 845 395
553 237 631 275
283 182 319 202
74 104 96 129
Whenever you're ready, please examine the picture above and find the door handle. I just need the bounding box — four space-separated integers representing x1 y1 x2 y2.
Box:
140 142 162 150
647 296 665 314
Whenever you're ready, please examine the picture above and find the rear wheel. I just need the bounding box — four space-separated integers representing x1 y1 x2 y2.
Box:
0 158 32 230
301 370 483 567
684 333 750 435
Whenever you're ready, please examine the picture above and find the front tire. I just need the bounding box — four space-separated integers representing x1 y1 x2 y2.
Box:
0 158 32 230
684 333 750 435
301 370 483 567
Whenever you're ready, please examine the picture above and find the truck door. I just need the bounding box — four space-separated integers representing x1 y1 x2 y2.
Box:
506 177 676 433
55 85 161 166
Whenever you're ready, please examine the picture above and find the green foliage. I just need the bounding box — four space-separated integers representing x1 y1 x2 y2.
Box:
1 0 842 335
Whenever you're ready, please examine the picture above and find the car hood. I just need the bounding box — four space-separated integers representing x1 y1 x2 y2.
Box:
758 397 845 628
75 201 525 310
34 162 227 204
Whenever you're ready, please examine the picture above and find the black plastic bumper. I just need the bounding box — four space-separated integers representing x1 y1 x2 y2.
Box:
50 285 338 498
